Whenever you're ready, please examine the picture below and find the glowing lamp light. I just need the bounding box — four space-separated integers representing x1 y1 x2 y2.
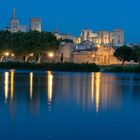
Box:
48 52 54 58
30 53 34 57
11 53 14 57
5 52 10 56
91 54 95 57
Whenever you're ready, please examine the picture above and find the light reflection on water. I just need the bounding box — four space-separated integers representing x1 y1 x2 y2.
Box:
4 72 9 101
29 72 33 100
1 71 140 140
2 71 140 114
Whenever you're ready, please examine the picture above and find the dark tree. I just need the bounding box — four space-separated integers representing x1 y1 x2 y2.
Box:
0 31 59 63
132 45 140 64
114 45 133 65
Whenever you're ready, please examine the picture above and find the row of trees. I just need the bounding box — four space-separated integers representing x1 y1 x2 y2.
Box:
0 31 60 63
0 31 139 65
114 45 140 65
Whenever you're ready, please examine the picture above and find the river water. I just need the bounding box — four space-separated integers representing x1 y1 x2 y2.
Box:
0 70 140 140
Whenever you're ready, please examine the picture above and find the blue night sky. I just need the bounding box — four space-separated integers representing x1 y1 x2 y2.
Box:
0 0 140 43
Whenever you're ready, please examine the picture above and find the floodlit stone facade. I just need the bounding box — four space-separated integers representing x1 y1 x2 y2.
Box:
55 42 121 65
79 29 124 47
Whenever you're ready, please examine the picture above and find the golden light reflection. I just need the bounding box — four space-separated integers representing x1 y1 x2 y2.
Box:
91 73 95 103
10 70 14 100
4 72 9 101
95 72 101 113
29 72 33 100
48 71 53 102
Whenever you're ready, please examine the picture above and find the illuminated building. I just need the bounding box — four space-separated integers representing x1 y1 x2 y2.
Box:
55 42 74 62
56 42 120 65
97 31 110 45
5 8 28 33
110 29 124 47
80 29 98 42
74 40 96 51
79 29 124 47
30 18 42 32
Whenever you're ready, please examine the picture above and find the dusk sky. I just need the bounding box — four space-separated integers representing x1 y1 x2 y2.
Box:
0 0 140 43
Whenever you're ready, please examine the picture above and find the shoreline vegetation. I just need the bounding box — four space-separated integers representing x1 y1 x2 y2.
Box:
102 65 140 73
0 62 140 73
0 62 100 72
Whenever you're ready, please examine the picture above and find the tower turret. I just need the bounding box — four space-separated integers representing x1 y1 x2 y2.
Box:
12 8 16 19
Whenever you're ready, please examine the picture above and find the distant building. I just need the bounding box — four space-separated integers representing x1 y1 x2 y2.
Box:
74 41 96 52
55 42 74 62
80 29 98 42
110 29 124 47
30 18 41 32
5 8 28 33
55 42 121 65
97 31 110 45
79 29 124 47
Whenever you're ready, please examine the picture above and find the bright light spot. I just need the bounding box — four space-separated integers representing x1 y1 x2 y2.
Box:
30 72 33 100
48 52 54 58
4 72 9 101
30 53 34 57
48 71 53 102
11 53 14 57
5 52 9 56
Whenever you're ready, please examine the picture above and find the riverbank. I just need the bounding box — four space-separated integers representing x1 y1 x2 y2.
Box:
0 62 100 72
102 65 140 73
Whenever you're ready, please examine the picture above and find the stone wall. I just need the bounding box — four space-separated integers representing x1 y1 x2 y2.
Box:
72 47 121 65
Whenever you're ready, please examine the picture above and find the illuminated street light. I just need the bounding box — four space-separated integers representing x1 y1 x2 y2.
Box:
29 53 34 57
48 52 54 58
97 44 100 48
11 53 15 57
4 52 10 56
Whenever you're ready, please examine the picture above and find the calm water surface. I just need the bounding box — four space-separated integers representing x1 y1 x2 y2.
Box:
0 70 140 140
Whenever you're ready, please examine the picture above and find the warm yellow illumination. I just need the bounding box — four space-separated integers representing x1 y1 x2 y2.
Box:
91 73 95 103
48 52 54 58
91 54 95 58
48 71 53 102
4 52 9 56
29 72 33 100
30 53 34 57
96 73 101 113
11 53 15 57
10 70 14 101
4 72 9 101
97 44 100 48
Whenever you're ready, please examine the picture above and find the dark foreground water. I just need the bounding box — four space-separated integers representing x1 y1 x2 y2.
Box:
0 70 140 140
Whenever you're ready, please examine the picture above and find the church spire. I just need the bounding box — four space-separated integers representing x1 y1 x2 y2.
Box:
12 8 16 19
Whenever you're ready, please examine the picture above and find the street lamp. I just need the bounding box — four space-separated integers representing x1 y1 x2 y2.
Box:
30 53 34 57
48 52 54 58
4 52 10 56
48 52 54 62
11 53 15 57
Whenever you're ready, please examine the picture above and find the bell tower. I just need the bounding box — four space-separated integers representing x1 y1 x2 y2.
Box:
9 8 19 32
